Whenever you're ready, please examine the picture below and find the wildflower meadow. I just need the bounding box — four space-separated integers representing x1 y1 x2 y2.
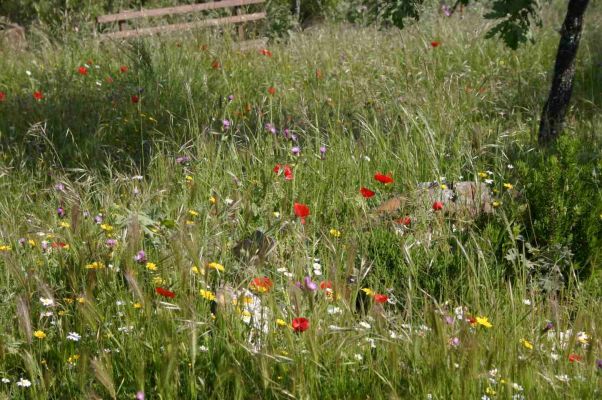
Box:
0 1 601 399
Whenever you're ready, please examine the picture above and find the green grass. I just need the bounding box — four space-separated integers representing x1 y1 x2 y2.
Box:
0 3 601 399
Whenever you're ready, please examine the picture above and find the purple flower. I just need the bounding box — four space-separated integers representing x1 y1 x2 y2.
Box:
136 391 145 400
134 250 146 264
18 238 26 246
596 359 602 369
83 210 90 218
442 4 452 17
227 95 234 102
57 207 65 218
176 156 190 165
94 214 103 224
444 315 454 325
291 147 300 156
543 321 554 332
320 146 327 155
265 123 277 134
303 276 318 292
41 241 49 251
106 239 117 248
222 119 231 130
54 183 65 191
449 337 460 347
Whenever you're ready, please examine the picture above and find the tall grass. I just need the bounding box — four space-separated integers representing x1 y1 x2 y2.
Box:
0 3 601 399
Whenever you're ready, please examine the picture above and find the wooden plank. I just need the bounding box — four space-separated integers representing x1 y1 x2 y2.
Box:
100 12 266 39
97 0 265 24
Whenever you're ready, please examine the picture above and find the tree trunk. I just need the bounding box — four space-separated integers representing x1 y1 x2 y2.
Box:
538 0 590 145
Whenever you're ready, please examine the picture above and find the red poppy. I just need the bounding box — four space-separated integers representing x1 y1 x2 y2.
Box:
431 41 441 48
78 66 88 75
131 95 139 104
155 287 176 299
267 86 276 95
250 277 273 293
292 317 309 333
259 48 272 57
360 187 375 198
120 65 128 73
0 92 5 102
374 294 389 304
51 242 68 248
374 172 394 184
33 91 44 101
397 216 411 226
283 165 293 180
432 201 444 211
293 203 310 224
320 280 332 290
568 354 582 363
211 59 221 69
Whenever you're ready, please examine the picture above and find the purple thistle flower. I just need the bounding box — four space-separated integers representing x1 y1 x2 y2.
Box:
94 214 103 224
596 359 602 369
176 156 190 165
303 276 318 292
320 146 327 155
106 239 117 248
444 315 454 325
136 391 145 400
227 95 234 102
442 4 452 17
134 250 146 264
18 238 26 246
54 183 65 191
543 321 554 332
265 123 277 134
222 119 231 130
57 207 65 218
449 337 460 347
291 147 300 156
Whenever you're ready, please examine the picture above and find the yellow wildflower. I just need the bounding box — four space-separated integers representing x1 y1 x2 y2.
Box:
476 316 493 328
100 224 114 232
0 245 11 252
361 288 374 296
485 387 496 396
85 261 105 270
77 297 86 304
440 184 448 190
133 303 142 309
185 220 195 225
209 196 217 204
329 228 342 238
503 183 514 190
478 172 488 178
146 262 158 271
185 175 193 182
207 262 225 272
200 289 216 301
59 221 70 228
33 330 46 339
276 319 287 327
188 210 199 217
28 239 36 247
152 276 165 286
520 338 533 350
67 354 80 365
492 200 501 208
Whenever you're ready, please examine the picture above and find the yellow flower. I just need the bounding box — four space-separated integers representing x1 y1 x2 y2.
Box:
152 276 165 285
478 172 488 178
520 338 533 350
200 289 216 301
329 228 342 238
476 316 493 328
188 210 199 217
33 330 46 339
503 183 514 190
59 221 70 228
146 262 158 271
361 288 374 296
185 220 195 225
133 302 142 309
485 387 496 396
85 261 105 270
191 266 204 275
100 224 114 232
492 200 501 208
209 196 217 204
207 262 225 272
28 239 36 247
276 319 287 327
77 297 86 304
440 184 448 190
63 298 74 304
185 175 193 182
0 245 11 252
58 310 66 316
67 354 80 365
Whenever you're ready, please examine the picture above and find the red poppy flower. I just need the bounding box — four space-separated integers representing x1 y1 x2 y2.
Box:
568 354 582 363
374 172 394 184
431 41 441 48
320 280 332 290
293 202 310 224
374 294 389 304
0 92 5 102
211 59 221 70
120 65 128 73
273 163 281 174
360 187 375 198
397 216 411 226
292 317 309 333
432 201 444 211
131 95 139 104
259 48 272 57
250 277 273 293
33 91 44 101
283 165 293 180
78 66 88 75
155 287 175 299
51 242 68 248
267 86 276 95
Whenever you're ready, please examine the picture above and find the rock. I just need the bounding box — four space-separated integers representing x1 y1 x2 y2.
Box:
375 181 493 217
0 22 27 51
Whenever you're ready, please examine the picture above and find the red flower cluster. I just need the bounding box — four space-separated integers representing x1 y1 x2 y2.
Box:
431 41 441 48
374 294 389 304
78 66 88 75
374 172 394 184
249 277 273 293
259 48 272 57
274 164 293 180
360 187 375 198
432 201 444 211
155 287 175 299
33 91 44 101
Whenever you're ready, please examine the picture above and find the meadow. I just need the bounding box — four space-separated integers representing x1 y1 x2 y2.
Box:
0 2 601 399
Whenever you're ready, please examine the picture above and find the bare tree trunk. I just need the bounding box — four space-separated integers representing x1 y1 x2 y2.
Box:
538 0 590 145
